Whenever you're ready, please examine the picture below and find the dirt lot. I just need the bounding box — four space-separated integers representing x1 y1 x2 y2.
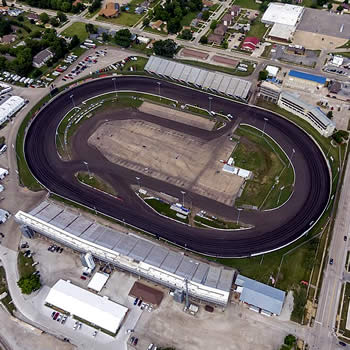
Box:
293 31 346 50
139 102 215 131
89 119 244 205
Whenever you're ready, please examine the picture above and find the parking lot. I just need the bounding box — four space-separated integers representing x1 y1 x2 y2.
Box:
323 54 350 78
270 45 319 68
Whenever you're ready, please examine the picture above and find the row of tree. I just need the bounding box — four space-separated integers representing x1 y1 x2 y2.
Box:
23 0 85 13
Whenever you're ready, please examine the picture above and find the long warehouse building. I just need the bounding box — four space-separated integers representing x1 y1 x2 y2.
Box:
0 95 25 125
15 202 235 307
144 56 251 101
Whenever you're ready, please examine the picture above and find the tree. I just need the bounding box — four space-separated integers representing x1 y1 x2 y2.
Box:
167 18 181 34
143 17 150 27
153 39 177 58
61 1 72 12
0 18 11 37
85 23 96 34
32 68 42 78
114 28 132 48
180 29 192 40
258 70 268 81
202 10 210 21
50 17 60 27
327 3 332 10
17 275 41 295
102 32 109 42
337 5 344 12
210 20 217 30
40 12 50 24
199 35 208 44
89 0 101 13
284 334 296 346
222 41 228 49
69 34 80 49
327 111 333 119
57 11 67 22
2 0 7 6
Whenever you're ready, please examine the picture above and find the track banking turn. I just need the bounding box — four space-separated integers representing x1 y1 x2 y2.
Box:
24 76 331 257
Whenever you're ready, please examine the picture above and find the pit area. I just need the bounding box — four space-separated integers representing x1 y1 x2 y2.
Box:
89 118 244 206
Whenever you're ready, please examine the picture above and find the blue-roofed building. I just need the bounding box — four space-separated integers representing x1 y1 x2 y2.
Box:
288 70 326 85
235 274 285 316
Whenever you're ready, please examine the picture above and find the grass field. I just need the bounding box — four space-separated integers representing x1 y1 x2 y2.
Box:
145 198 189 224
338 40 350 49
246 17 267 39
233 125 294 210
0 267 16 315
17 252 36 279
339 282 350 337
76 172 117 196
334 52 350 58
62 22 88 41
194 215 240 229
181 11 199 26
232 0 260 10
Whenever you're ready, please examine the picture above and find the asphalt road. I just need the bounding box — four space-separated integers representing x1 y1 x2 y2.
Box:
24 76 331 257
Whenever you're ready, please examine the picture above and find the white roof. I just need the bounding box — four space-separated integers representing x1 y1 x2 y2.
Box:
87 272 109 292
265 65 279 77
268 23 295 40
45 280 128 333
262 3 304 26
0 96 25 120
332 56 344 67
0 168 8 176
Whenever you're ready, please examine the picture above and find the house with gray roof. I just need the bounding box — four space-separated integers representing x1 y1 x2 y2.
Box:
234 274 285 316
32 48 53 68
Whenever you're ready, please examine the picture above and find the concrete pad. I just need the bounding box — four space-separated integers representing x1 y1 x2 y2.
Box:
89 119 244 205
139 102 215 131
293 31 346 50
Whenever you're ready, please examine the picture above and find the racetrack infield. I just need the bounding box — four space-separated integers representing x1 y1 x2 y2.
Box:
23 76 331 257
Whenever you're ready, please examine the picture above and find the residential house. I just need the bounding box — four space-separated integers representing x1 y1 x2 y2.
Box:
214 23 227 36
241 36 259 51
208 33 223 45
202 0 213 7
230 5 240 17
32 48 53 68
7 8 23 16
151 20 163 30
0 6 9 14
221 14 233 26
10 25 20 33
191 18 199 27
99 2 119 17
73 0 82 6
135 6 146 14
342 3 350 13
0 34 17 44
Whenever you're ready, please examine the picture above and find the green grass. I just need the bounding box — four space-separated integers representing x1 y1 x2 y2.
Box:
232 0 260 10
120 57 148 72
181 11 199 26
145 198 189 224
177 59 255 76
246 16 268 39
337 40 350 49
62 22 89 41
233 125 294 210
2 294 16 315
194 215 241 229
0 267 7 295
339 282 350 338
98 12 142 26
17 252 36 279
144 26 168 36
333 52 350 58
76 172 117 196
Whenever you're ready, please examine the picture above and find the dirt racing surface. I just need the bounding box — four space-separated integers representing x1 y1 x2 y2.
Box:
89 117 243 206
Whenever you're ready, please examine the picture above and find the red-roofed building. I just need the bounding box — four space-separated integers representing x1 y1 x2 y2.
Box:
241 37 259 51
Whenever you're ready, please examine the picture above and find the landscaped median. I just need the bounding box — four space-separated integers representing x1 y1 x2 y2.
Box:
0 266 16 315
17 252 40 295
194 214 241 230
76 171 117 197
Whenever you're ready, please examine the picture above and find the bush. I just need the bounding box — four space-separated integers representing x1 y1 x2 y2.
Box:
332 130 349 144
17 274 41 294
284 334 296 346
199 35 208 44
180 29 192 40
291 286 307 322
258 70 268 81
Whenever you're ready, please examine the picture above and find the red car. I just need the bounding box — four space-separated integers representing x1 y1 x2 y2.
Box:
53 312 59 320
80 275 86 280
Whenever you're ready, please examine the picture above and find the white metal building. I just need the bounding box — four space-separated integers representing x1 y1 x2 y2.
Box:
46 279 128 333
0 83 12 96
0 96 25 125
278 91 335 137
262 3 304 42
15 202 235 306
88 272 110 292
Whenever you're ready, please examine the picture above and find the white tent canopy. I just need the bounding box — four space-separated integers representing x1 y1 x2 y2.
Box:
88 272 109 292
45 280 128 333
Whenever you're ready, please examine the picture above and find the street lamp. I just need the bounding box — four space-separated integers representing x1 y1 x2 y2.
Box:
180 190 186 207
277 186 285 205
70 94 75 108
208 96 213 113
112 77 117 98
136 176 141 190
288 148 295 168
262 117 268 136
83 161 92 179
157 82 161 100
236 208 243 225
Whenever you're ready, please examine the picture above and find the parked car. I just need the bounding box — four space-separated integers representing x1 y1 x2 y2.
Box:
329 258 334 265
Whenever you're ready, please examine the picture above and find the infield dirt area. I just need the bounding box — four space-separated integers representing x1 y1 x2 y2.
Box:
89 119 244 205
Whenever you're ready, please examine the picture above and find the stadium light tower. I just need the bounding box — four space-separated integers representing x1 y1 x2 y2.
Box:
70 94 75 108
83 161 92 179
112 77 117 98
208 96 213 112
157 82 161 100
180 190 186 207
288 148 295 168
262 117 268 136
136 176 141 190
236 208 243 225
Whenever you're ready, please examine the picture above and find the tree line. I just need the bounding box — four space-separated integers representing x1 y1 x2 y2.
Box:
23 0 85 13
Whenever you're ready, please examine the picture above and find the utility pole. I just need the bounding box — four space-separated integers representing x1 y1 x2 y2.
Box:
136 176 141 190
83 161 92 179
288 148 296 168
208 96 213 113
236 208 242 225
70 94 75 108
262 117 268 136
181 190 186 207
157 81 161 101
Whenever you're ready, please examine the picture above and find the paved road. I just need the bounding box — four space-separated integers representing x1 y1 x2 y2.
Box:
24 75 330 257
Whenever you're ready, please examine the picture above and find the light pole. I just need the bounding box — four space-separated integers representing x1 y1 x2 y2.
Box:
333 167 340 184
157 82 161 101
112 77 117 98
236 208 242 225
180 190 186 207
83 161 92 179
208 96 213 113
262 117 268 136
277 186 285 205
288 148 295 168
70 94 75 108
136 176 141 190
56 131 65 154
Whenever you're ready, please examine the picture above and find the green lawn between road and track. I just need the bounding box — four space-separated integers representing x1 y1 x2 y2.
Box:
76 172 117 196
194 215 241 229
0 266 16 315
338 282 350 339
233 125 294 210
